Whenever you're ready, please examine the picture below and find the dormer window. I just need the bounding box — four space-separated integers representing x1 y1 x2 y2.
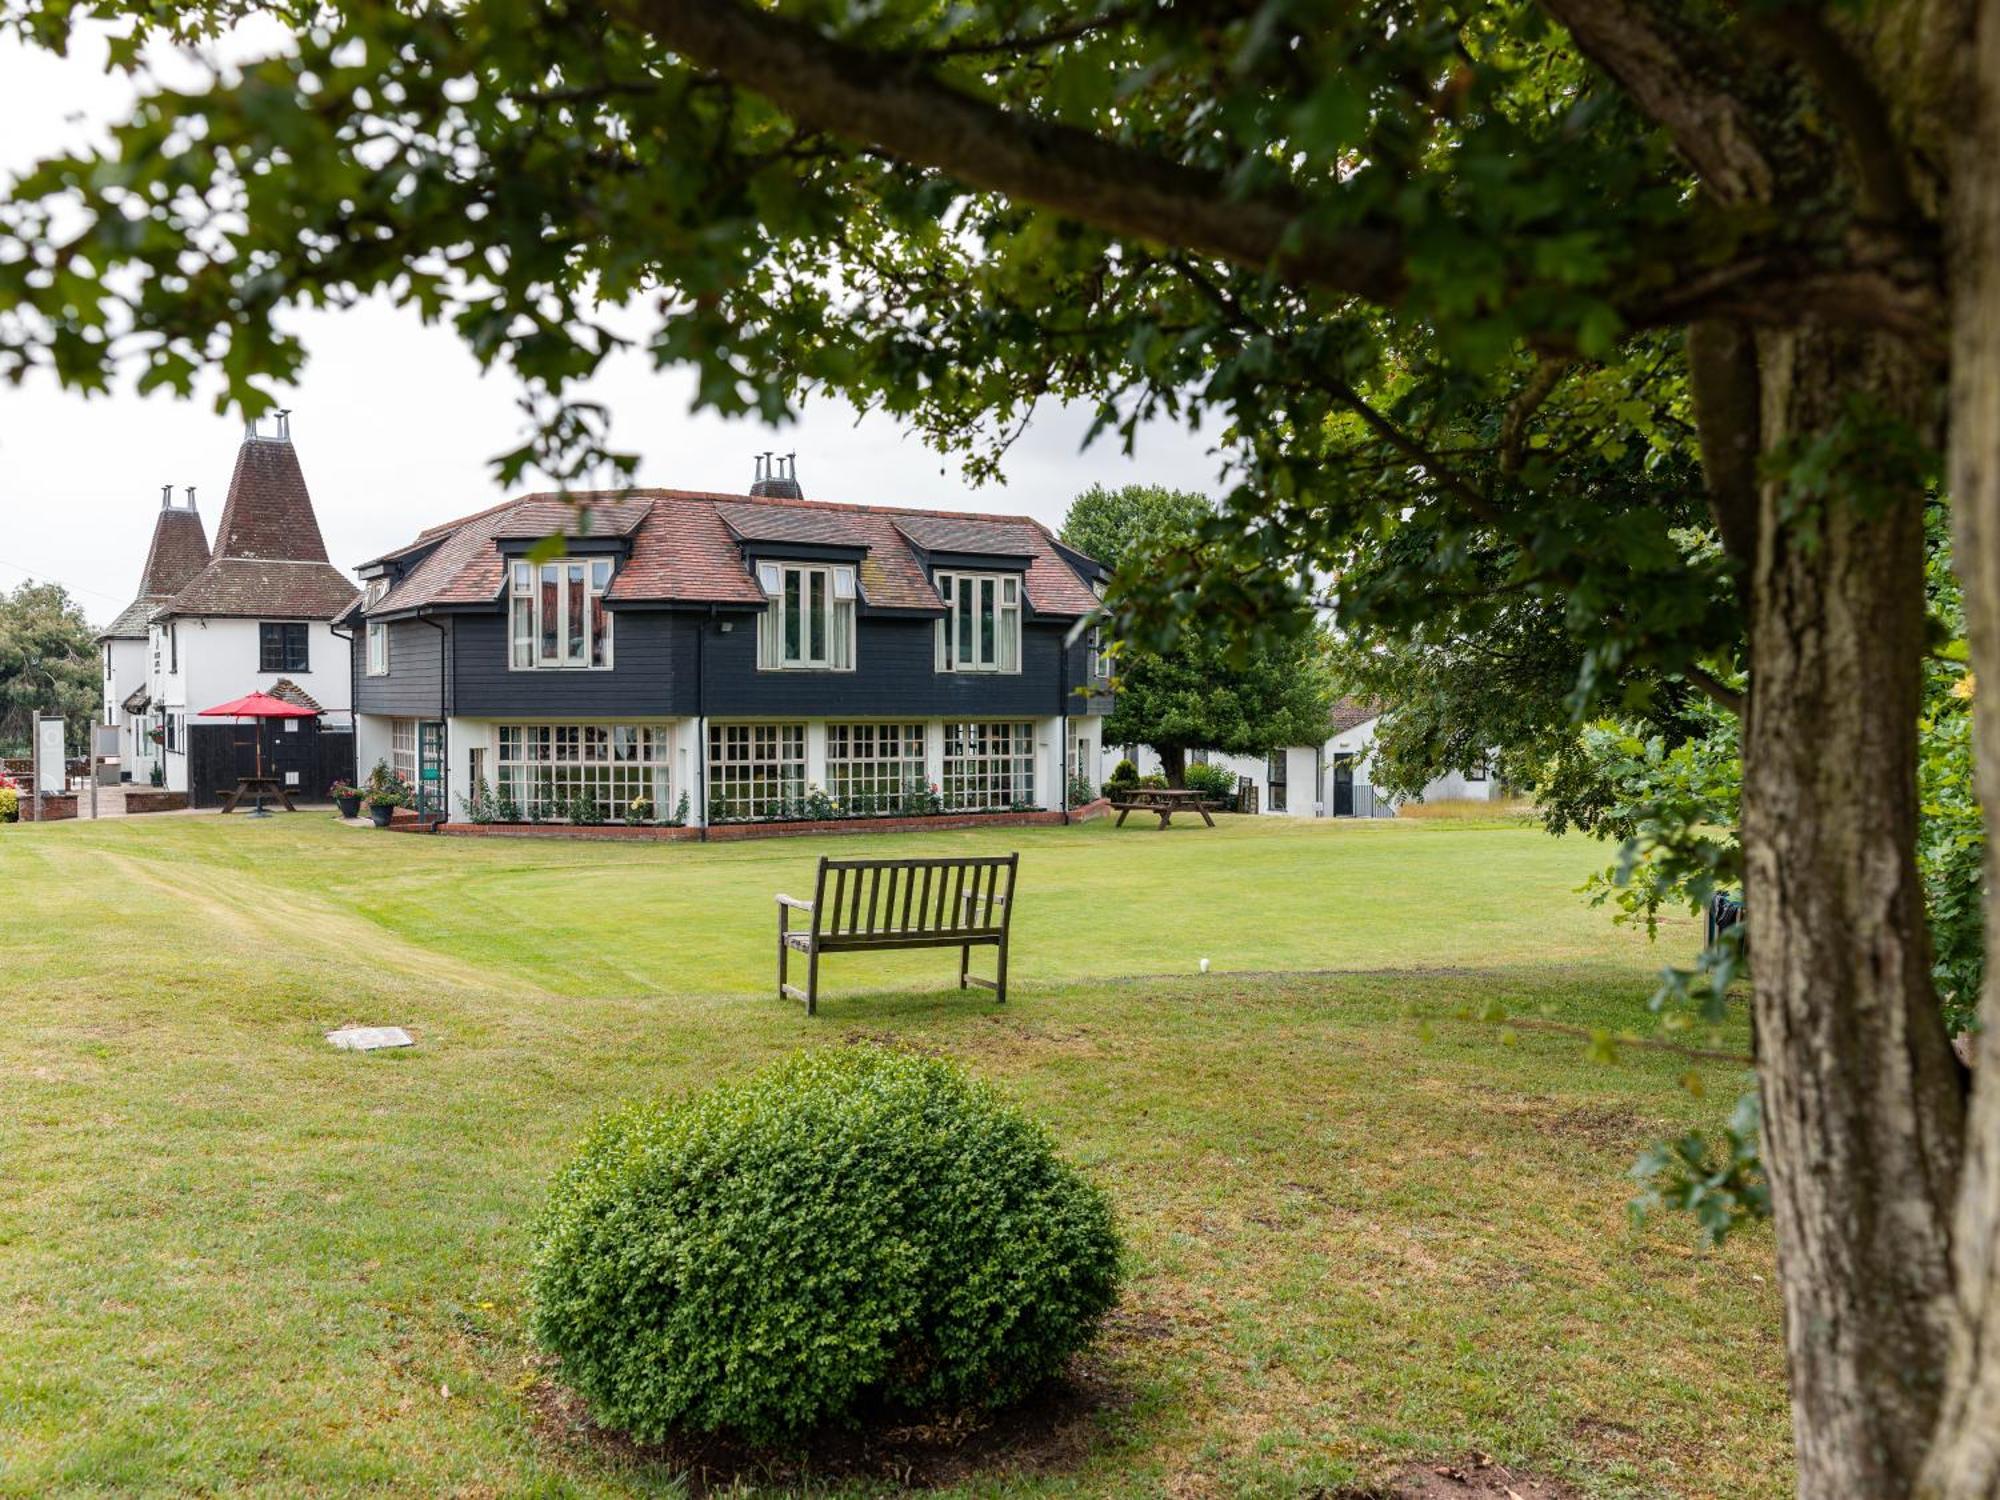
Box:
756 561 856 670
511 558 612 670
935 570 1021 673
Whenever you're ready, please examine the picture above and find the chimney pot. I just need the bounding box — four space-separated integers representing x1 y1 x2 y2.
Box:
275 408 292 441
185 486 197 511
160 483 172 510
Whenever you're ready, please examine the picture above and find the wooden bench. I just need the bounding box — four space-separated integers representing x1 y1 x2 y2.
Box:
778 853 1018 1015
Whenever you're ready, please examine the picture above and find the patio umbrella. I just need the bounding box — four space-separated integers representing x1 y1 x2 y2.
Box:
197 691 318 816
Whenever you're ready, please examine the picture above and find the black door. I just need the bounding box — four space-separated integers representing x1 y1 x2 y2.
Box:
1267 751 1287 813
1333 754 1355 816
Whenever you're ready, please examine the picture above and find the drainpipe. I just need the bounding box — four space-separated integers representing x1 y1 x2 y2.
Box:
1055 626 1070 825
418 611 449 822
697 605 710 842
329 613 358 788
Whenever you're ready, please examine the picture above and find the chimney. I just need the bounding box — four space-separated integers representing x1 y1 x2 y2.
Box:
185 486 197 511
275 408 292 442
749 451 804 500
160 483 172 510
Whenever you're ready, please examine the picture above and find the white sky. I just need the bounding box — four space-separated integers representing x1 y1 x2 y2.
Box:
0 26 1220 628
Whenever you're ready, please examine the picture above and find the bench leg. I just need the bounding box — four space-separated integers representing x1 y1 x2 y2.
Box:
777 909 789 1001
959 943 972 989
806 947 820 1017
1158 810 1172 827
1115 806 1131 826
995 936 1008 1005
1199 805 1215 827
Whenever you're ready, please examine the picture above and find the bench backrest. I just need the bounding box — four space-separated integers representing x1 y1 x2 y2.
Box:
812 854 1018 939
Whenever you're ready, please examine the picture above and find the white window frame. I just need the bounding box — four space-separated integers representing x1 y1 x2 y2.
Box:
707 722 807 821
934 570 1022 674
366 619 389 676
509 557 614 670
391 719 419 784
941 721 1036 811
825 722 928 813
755 561 856 671
496 723 674 821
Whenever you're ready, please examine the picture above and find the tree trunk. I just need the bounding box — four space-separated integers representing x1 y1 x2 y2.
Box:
1742 323 1967 1498
1156 744 1187 787
1921 13 2000 1490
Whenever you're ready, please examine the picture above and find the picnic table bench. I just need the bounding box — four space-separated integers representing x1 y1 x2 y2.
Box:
778 853 1018 1015
1109 787 1218 828
219 775 298 813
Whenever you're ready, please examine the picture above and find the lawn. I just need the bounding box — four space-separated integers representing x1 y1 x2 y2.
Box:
0 813 1788 1498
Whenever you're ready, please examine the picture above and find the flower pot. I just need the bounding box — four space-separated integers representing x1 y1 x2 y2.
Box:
335 794 362 819
369 804 395 828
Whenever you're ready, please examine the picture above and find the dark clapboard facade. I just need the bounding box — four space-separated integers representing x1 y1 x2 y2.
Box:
350 466 1114 823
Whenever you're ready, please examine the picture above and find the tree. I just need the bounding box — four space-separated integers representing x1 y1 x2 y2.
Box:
1061 484 1334 784
0 582 98 758
4 3 2000 1493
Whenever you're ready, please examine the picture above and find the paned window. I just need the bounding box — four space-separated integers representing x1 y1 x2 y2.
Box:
826 722 928 813
259 622 310 673
755 562 856 669
496 723 674 821
510 558 613 669
935 571 1021 673
391 719 419 784
941 721 1035 810
707 722 806 821
366 620 389 675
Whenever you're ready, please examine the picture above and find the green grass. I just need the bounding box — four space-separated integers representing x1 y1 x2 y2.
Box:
0 813 1788 1497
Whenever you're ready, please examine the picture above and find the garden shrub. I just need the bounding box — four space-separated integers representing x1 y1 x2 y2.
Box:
1106 757 1138 786
1181 762 1237 799
528 1045 1120 1443
0 785 16 823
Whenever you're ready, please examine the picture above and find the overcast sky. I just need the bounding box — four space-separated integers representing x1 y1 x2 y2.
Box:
0 26 1220 629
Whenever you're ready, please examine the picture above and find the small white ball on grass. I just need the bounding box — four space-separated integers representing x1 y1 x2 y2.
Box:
1199 957 1211 974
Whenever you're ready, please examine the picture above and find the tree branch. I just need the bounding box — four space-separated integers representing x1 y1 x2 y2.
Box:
625 0 1409 303
1538 0 1774 207
1499 358 1571 474
1683 662 1746 715
1685 319 1762 574
1750 6 1920 224
626 0 1943 342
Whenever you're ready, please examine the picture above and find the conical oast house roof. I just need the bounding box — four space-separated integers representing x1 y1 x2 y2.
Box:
98 498 211 640
158 420 359 621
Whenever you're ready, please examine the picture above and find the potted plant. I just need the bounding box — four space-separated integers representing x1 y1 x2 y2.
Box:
329 779 363 819
361 760 409 827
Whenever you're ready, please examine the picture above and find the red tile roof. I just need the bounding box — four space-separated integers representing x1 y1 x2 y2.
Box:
362 489 1104 618
161 435 358 621
1329 696 1384 735
99 504 212 640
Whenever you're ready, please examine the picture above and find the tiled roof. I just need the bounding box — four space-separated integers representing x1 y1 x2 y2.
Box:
156 558 360 621
266 678 323 713
363 489 1105 619
98 505 212 639
162 434 357 620
1329 696 1384 735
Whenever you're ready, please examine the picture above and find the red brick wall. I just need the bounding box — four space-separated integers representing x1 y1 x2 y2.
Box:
123 791 189 815
409 800 1112 843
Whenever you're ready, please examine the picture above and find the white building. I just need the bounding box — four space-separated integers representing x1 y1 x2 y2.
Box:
145 415 360 798
1131 697 1500 817
97 487 211 783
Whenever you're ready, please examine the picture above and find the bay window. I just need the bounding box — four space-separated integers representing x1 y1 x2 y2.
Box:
756 561 855 670
510 557 613 669
935 571 1021 673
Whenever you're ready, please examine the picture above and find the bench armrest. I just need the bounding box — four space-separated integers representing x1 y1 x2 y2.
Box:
776 894 816 912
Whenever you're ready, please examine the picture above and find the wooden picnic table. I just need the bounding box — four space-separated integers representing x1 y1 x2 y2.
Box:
219 775 298 814
1109 787 1217 828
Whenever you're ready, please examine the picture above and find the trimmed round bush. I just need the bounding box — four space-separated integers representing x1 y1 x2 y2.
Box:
528 1045 1121 1442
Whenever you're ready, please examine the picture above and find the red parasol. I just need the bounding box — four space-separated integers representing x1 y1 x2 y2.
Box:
199 691 319 815
198 691 318 720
